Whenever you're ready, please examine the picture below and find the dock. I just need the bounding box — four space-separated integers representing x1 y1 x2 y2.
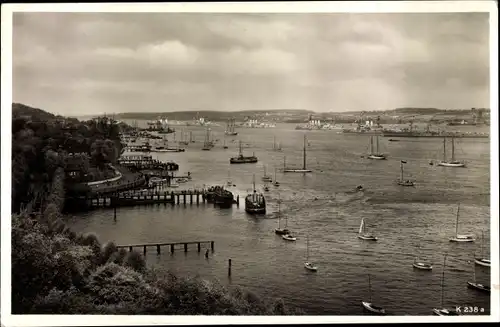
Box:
117 240 214 254
87 189 209 208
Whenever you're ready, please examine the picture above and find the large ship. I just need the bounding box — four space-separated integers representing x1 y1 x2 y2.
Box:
245 175 266 214
342 116 383 135
230 140 258 164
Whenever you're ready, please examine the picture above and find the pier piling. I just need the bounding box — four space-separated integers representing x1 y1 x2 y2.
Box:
211 241 214 252
129 246 132 252
197 242 201 252
184 243 188 252
170 244 174 253
157 245 161 255
143 245 147 255
228 259 232 276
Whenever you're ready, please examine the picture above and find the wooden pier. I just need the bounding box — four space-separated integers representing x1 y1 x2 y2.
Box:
87 189 210 208
117 240 214 254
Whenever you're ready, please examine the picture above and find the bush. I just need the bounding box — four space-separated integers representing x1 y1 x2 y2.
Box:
124 251 146 273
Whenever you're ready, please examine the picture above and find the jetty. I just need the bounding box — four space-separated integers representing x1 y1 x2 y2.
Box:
86 189 208 208
117 240 215 255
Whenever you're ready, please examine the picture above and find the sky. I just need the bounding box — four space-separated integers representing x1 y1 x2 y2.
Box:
12 11 491 116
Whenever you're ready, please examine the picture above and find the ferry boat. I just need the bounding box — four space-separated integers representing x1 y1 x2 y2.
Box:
245 175 266 214
230 141 258 164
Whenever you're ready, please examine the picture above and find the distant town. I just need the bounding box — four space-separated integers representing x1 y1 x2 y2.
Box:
78 107 490 127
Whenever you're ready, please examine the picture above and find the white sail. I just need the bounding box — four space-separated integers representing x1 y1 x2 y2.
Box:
359 218 365 234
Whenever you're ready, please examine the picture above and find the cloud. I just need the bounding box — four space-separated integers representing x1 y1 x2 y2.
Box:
11 12 490 115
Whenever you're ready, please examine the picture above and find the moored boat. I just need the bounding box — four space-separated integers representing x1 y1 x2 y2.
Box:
437 137 466 167
245 175 266 214
230 141 258 164
449 204 474 242
214 187 235 208
283 134 312 173
367 136 386 160
282 234 297 241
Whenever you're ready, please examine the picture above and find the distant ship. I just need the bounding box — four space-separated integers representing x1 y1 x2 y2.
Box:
225 118 238 136
382 130 488 138
230 140 258 164
245 175 266 214
202 127 214 151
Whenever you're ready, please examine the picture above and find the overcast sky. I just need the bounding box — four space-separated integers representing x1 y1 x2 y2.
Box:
12 12 490 116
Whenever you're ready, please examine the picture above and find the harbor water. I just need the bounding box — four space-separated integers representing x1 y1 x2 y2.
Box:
65 123 491 315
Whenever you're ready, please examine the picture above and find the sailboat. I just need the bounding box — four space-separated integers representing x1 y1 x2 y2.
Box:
433 254 461 315
438 137 465 167
449 203 474 242
225 118 238 136
273 136 282 151
474 230 490 267
179 130 189 146
275 195 290 235
467 263 491 293
262 165 272 182
357 218 378 241
283 134 312 173
273 168 280 187
282 232 297 241
361 274 386 315
397 160 415 186
304 235 318 271
367 136 387 160
202 127 212 151
412 245 432 270
263 182 270 192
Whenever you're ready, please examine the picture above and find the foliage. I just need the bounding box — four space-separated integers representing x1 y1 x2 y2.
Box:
11 103 127 212
12 211 298 315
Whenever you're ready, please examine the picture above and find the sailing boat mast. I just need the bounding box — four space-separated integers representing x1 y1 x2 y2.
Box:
239 140 243 156
277 193 282 228
455 204 460 237
303 134 307 170
306 234 310 261
481 230 484 258
451 137 455 162
376 136 380 154
400 161 404 181
370 136 374 154
368 274 372 302
443 137 447 162
440 254 447 308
